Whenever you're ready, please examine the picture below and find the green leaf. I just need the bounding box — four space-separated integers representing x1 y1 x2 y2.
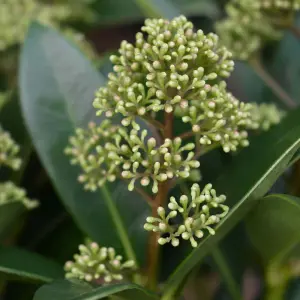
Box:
19 23 150 265
229 61 266 104
173 0 220 19
0 247 63 283
92 0 219 26
33 280 159 300
162 108 300 299
133 0 180 18
0 202 26 240
266 16 300 105
133 0 220 20
246 194 300 265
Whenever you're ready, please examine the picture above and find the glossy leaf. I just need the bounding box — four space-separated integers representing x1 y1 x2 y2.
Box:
34 280 159 300
162 108 300 299
0 247 63 282
19 23 150 265
246 194 300 264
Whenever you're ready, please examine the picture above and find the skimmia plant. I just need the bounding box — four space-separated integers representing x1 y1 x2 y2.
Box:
9 0 300 295
64 16 284 291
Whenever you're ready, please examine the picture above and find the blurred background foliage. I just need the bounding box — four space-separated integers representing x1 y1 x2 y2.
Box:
1 0 300 299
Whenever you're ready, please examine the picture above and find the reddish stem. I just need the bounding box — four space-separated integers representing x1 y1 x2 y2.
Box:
177 130 195 140
146 111 173 289
290 25 300 39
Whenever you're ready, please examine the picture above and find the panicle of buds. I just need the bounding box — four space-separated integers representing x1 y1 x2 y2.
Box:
93 15 235 122
66 121 200 193
216 0 300 60
249 103 286 131
64 241 136 283
144 183 229 248
0 182 39 209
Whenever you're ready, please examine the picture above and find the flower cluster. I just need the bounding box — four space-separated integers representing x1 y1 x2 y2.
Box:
65 120 120 191
0 125 38 209
92 16 256 154
65 121 199 193
0 0 95 52
0 126 21 170
93 16 234 119
144 183 229 247
177 81 254 152
250 103 285 131
64 241 136 283
0 182 38 209
216 0 300 61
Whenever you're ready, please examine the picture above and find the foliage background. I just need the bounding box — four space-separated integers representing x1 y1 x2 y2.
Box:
1 0 300 299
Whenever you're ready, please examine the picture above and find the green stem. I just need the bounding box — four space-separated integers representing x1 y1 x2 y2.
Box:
249 57 297 109
101 185 141 284
211 247 242 300
146 111 173 290
265 282 287 300
265 264 290 300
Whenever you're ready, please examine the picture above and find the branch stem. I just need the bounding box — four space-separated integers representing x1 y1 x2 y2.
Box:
144 115 164 131
178 130 195 140
249 57 297 109
134 187 154 207
146 111 173 289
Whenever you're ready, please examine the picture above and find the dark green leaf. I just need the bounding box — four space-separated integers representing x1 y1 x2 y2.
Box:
266 16 300 105
34 280 159 300
287 278 300 300
174 0 220 19
133 0 219 20
229 61 266 104
19 23 150 265
162 108 300 298
0 202 26 240
133 0 180 18
0 91 29 146
0 247 63 283
92 0 219 26
246 194 300 264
